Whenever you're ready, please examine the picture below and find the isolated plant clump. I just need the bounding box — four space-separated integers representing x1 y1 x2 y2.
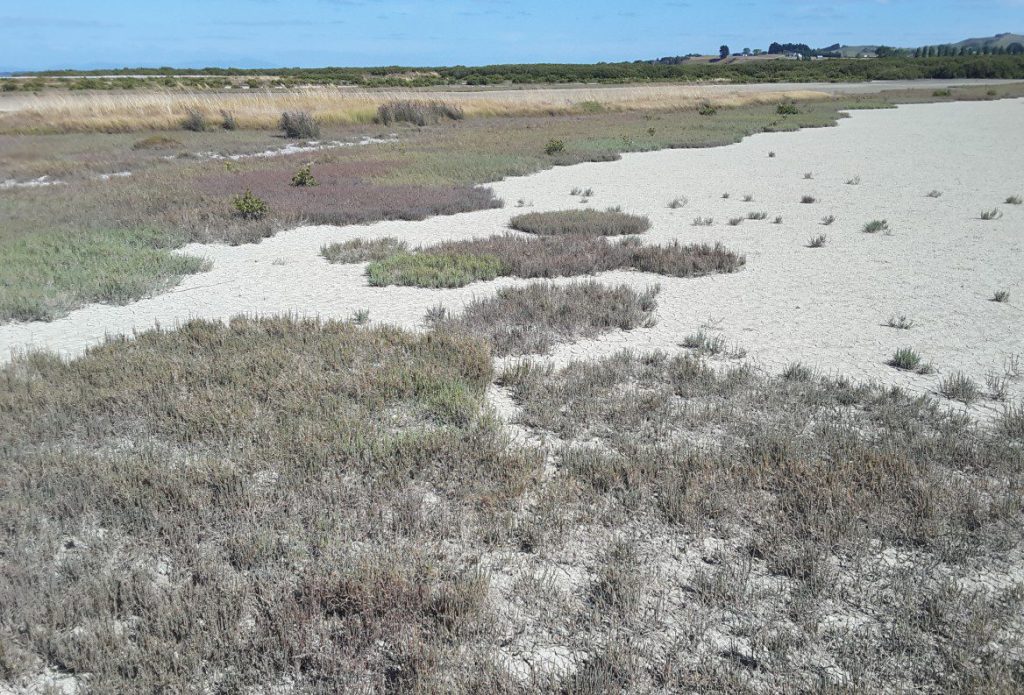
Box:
290 163 318 187
279 110 320 139
220 109 238 130
544 138 566 155
231 189 269 220
509 209 650 236
939 371 980 404
182 108 207 132
889 347 933 373
697 101 718 116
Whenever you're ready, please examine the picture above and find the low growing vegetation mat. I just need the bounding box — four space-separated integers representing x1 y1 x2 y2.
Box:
2 317 1022 691
428 281 659 356
508 209 651 236
350 234 744 288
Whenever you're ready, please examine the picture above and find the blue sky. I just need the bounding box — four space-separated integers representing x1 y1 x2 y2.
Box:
2 0 1022 71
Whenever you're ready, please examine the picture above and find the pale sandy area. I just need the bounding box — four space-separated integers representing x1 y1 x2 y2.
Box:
2 99 1022 413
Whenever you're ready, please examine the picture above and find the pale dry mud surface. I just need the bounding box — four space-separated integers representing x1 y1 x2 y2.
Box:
2 98 1022 413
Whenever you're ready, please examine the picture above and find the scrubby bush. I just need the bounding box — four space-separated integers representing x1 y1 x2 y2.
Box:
747 211 767 220
290 164 318 187
777 102 800 115
279 110 320 139
800 195 817 204
981 209 1003 220
862 219 889 233
375 100 464 126
821 215 836 225
182 108 207 132
509 209 650 236
220 110 238 130
993 290 1010 303
697 101 718 116
545 139 566 155
807 234 827 248
232 189 269 220
1005 195 1022 205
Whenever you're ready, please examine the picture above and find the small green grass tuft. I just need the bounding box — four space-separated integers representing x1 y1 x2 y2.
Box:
668 197 688 209
821 215 836 225
886 315 914 329
926 190 943 198
800 195 816 204
728 217 744 226
693 217 713 226
862 219 889 234
980 209 1002 220
747 211 768 220
807 234 827 248
889 347 932 374
846 176 861 185
992 290 1010 303
1004 195 1022 205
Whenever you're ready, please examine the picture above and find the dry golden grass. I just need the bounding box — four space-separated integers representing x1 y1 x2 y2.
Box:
0 85 831 133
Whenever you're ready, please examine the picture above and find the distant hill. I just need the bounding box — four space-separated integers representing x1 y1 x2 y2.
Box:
952 33 1024 50
808 33 1022 59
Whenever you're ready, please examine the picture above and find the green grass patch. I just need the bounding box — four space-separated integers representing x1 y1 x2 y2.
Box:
0 228 208 322
366 252 504 288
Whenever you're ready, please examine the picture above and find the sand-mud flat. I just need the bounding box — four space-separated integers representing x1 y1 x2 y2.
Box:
2 99 1022 410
